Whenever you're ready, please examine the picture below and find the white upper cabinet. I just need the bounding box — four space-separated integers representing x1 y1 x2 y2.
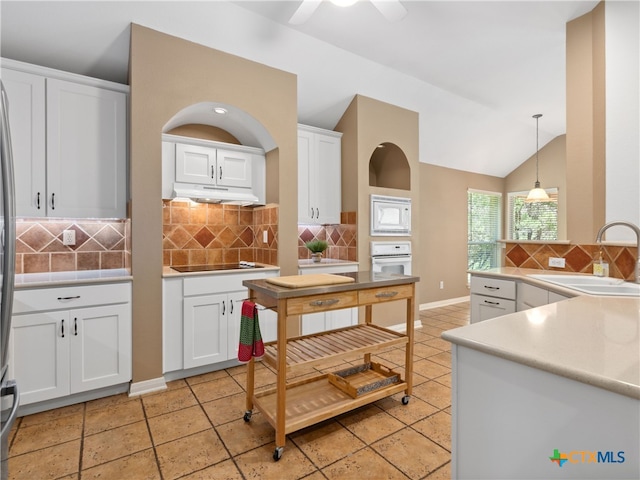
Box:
298 124 342 225
1 59 128 218
175 144 252 189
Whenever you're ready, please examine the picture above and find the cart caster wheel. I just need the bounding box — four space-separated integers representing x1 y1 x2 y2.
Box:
402 395 410 405
243 411 252 422
273 447 284 461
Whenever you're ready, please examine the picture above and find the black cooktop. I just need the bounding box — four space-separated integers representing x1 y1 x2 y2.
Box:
171 263 263 273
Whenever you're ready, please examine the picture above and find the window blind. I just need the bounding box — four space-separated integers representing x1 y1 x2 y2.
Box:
507 188 558 241
468 189 502 271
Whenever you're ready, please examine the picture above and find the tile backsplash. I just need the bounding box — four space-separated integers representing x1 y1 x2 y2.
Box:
162 200 278 267
16 218 130 274
298 212 357 261
504 242 638 281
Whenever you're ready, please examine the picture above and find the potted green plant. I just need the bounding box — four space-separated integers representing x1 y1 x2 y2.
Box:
305 239 328 263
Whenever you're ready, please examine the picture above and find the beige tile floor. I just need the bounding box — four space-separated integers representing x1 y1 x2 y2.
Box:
8 302 470 480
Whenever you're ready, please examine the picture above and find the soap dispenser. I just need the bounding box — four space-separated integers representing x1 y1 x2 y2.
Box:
593 250 609 277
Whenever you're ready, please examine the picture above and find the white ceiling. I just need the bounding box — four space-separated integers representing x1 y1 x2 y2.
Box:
0 0 599 177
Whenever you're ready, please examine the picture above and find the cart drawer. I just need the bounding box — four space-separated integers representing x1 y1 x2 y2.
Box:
359 284 413 304
287 291 358 315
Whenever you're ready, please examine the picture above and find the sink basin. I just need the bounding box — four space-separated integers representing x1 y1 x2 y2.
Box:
528 274 639 296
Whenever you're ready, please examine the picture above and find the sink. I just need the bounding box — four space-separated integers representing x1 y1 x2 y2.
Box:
528 274 640 296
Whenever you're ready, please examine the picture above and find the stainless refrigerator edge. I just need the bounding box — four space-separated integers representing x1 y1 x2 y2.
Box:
0 79 20 480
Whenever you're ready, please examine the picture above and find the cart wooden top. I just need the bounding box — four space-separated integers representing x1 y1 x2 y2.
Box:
243 271 420 300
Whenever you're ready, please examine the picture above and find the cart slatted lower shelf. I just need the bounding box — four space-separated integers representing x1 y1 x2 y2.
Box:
262 324 407 371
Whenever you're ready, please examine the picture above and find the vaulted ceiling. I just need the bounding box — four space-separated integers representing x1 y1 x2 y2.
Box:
0 1 599 176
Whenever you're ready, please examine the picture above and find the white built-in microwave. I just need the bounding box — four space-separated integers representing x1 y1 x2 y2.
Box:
370 195 411 236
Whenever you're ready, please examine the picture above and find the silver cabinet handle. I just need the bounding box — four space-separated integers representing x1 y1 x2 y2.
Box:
375 291 398 298
484 285 500 290
57 296 81 301
51 192 55 210
309 299 339 307
61 319 65 338
37 192 41 209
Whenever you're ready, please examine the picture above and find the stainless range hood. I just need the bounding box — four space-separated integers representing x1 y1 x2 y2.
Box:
173 184 260 206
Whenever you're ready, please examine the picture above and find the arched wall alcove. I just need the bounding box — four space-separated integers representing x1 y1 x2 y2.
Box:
162 101 277 151
368 142 411 190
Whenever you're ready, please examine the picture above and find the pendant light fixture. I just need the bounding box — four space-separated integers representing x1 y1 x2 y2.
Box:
525 113 550 202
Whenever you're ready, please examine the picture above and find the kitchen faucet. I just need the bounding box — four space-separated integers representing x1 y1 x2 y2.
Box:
595 221 640 284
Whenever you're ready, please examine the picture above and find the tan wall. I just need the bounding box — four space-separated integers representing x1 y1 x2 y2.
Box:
336 95 420 326
129 25 298 383
566 3 606 243
419 164 503 303
504 135 567 240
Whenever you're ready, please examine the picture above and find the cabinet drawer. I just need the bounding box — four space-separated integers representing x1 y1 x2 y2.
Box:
183 270 278 296
287 291 358 315
13 282 131 314
470 276 516 300
358 284 413 304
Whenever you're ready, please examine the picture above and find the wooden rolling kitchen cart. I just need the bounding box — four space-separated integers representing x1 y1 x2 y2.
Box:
242 271 419 461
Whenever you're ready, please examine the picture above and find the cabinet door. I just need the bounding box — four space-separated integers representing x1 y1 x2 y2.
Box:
327 308 357 330
297 129 315 223
175 143 216 185
471 294 516 323
69 304 132 394
315 133 341 224
1 68 46 217
216 149 252 188
183 294 228 368
46 78 127 218
10 312 70 404
301 311 328 336
226 292 246 362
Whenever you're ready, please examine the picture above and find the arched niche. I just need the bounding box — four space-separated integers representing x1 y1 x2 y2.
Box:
162 101 276 151
369 142 410 190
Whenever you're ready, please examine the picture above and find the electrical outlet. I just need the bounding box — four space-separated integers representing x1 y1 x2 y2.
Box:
263 230 268 244
548 257 565 268
62 230 76 246
439 281 444 289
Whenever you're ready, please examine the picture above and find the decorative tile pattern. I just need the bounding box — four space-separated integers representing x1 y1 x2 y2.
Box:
15 218 130 274
504 242 638 281
298 211 357 261
162 200 278 267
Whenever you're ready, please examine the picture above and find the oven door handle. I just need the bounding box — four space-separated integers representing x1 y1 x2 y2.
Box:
371 256 412 264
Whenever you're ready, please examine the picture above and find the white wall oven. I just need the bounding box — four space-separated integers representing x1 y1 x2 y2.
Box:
370 195 411 236
371 241 412 275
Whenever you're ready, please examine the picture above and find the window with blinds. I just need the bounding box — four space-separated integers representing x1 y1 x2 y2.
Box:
468 189 502 272
507 188 558 241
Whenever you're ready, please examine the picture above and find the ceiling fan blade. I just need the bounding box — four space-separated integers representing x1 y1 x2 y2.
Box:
289 0 322 25
370 0 407 22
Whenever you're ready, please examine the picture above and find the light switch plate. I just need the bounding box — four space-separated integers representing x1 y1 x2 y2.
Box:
548 257 565 268
263 230 268 244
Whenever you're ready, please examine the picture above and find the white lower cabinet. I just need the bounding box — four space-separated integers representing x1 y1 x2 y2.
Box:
163 270 278 374
10 282 132 405
470 275 516 324
298 264 358 335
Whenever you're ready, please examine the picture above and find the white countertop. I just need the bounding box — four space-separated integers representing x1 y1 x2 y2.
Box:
445 273 640 399
15 268 132 288
162 264 280 278
298 259 359 269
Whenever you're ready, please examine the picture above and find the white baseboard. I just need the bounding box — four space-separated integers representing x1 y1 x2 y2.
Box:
387 320 422 333
129 377 167 397
420 295 470 311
